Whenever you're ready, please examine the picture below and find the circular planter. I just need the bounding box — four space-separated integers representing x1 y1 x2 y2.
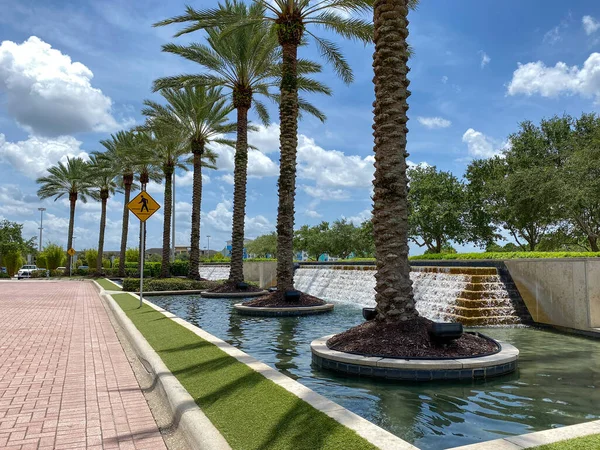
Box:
234 303 334 317
201 290 269 299
311 334 518 381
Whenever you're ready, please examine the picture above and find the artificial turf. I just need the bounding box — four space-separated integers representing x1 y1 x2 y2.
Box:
95 278 121 291
110 290 377 450
532 434 600 449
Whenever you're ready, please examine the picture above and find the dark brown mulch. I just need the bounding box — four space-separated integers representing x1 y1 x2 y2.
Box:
208 280 264 293
243 290 327 308
327 317 498 358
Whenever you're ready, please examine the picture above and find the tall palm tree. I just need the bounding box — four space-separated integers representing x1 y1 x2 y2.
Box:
371 0 419 321
140 121 190 278
88 154 122 275
142 87 231 279
156 0 372 292
36 157 92 275
154 0 330 286
100 131 138 277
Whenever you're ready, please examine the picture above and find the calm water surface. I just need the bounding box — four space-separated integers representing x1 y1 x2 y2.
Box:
150 295 600 449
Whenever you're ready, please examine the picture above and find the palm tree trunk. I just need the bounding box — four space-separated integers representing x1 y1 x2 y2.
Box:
275 41 300 292
96 194 107 275
160 170 173 278
589 235 599 252
229 106 250 284
119 177 132 277
66 195 77 275
188 146 204 279
372 0 417 322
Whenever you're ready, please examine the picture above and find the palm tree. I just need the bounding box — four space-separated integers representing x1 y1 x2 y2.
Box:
371 0 419 321
88 154 122 275
155 0 330 287
100 131 138 277
36 157 92 275
139 121 190 278
155 0 358 292
142 87 231 279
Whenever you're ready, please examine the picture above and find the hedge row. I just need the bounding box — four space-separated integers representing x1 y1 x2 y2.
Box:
408 251 600 260
122 277 217 292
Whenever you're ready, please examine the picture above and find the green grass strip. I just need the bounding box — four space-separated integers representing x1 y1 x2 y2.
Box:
110 291 377 450
532 434 600 449
95 278 121 291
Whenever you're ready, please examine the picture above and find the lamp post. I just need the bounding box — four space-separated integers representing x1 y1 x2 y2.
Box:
207 235 211 257
38 208 46 252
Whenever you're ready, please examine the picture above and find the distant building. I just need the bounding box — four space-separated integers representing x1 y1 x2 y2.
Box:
223 239 252 259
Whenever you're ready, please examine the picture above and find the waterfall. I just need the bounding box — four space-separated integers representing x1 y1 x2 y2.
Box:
200 265 230 280
294 265 525 325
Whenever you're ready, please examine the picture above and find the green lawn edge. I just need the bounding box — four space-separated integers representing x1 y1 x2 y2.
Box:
108 289 377 450
532 433 600 449
95 278 120 291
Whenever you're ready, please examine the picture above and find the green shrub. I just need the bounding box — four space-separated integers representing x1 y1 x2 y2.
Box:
0 273 11 279
122 277 212 292
102 259 111 269
3 250 23 277
38 243 65 270
84 249 98 269
170 260 189 276
76 267 89 276
125 248 139 262
409 251 600 260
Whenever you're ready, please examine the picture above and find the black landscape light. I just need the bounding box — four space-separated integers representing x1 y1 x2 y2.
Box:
285 290 301 302
429 322 463 344
237 282 249 291
362 307 377 321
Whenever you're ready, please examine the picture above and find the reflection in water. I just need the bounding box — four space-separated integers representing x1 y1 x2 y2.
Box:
151 295 600 450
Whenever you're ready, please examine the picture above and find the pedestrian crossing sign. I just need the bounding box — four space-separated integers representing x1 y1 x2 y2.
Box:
128 191 160 222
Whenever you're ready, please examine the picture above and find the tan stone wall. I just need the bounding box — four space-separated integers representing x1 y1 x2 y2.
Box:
243 261 277 288
505 258 600 330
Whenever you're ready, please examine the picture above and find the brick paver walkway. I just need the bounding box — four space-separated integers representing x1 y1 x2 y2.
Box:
0 281 167 450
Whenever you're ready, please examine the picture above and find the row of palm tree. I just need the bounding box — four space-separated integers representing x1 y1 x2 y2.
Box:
37 0 419 324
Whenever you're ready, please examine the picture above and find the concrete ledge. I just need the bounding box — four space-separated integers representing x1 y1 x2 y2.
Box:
201 290 269 298
311 335 518 381
124 289 205 296
233 303 335 316
110 286 414 450
92 281 231 450
450 420 600 449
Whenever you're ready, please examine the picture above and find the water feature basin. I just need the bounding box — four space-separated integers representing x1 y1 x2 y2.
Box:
149 294 600 449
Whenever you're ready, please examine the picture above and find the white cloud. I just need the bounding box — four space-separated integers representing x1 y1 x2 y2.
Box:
441 76 448 84
0 185 39 216
417 116 452 129
0 36 129 136
213 143 279 178
301 185 350 200
219 174 234 185
344 209 371 226
0 133 89 179
202 200 274 237
583 16 600 35
479 51 491 68
305 210 322 219
543 26 563 45
507 53 600 101
462 129 502 159
248 124 280 154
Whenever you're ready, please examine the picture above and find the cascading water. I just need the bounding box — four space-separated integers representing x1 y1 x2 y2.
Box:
294 265 526 325
200 265 230 281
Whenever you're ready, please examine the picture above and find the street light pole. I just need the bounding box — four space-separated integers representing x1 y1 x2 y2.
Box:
38 208 46 252
207 235 211 257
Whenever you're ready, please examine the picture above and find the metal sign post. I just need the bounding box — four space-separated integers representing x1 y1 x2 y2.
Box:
127 190 160 309
67 248 76 277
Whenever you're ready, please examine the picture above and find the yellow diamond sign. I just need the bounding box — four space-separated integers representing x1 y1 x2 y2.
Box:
128 191 160 222
67 248 76 257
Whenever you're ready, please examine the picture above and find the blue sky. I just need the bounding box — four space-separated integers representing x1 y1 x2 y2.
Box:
1 0 599 254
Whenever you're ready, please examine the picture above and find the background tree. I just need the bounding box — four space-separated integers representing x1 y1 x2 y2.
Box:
156 0 372 293
0 220 36 276
294 222 332 261
38 243 66 270
407 165 468 253
36 157 92 274
246 232 278 258
88 154 122 274
142 87 231 279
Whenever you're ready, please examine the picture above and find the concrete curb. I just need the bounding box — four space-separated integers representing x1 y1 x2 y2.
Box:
449 420 600 449
200 290 269 298
92 280 231 450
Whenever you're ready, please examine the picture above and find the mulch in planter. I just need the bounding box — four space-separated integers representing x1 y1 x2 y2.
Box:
327 317 498 359
208 280 264 293
243 290 326 308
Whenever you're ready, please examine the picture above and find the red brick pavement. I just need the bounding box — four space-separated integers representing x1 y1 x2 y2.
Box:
0 281 167 450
